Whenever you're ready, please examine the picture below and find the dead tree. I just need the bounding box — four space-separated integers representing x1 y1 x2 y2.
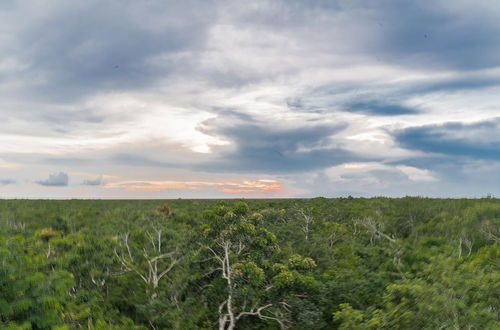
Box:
114 227 180 300
355 217 406 278
480 220 500 243
297 208 314 241
355 217 396 244
207 239 289 330
457 236 473 258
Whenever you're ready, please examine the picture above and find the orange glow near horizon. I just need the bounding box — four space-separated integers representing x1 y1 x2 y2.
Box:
104 178 285 195
218 188 257 194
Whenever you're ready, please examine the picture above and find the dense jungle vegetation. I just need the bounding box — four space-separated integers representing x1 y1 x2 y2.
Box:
0 197 499 329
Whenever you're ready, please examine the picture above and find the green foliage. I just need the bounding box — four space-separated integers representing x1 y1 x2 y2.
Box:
0 235 74 329
0 198 498 329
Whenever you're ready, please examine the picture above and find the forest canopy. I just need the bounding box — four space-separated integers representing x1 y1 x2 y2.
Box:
0 198 499 329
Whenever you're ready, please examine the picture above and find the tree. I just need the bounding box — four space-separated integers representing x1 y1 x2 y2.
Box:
113 225 181 300
200 202 290 330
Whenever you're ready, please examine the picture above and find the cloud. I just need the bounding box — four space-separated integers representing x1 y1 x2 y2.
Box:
345 100 418 115
112 153 178 168
395 165 438 182
106 118 367 174
351 1 500 71
198 119 366 173
1 0 500 198
327 162 438 184
0 179 16 186
393 118 500 160
36 172 69 186
82 176 104 186
0 158 17 168
409 72 500 95
43 157 94 166
1 0 215 102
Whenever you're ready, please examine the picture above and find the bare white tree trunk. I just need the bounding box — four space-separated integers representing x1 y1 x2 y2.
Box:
207 239 288 330
457 236 473 258
355 217 396 243
209 240 237 330
356 217 406 278
480 227 500 242
297 208 314 241
114 228 180 299
45 242 52 259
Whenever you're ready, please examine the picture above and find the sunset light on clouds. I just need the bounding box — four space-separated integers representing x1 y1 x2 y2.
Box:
104 179 284 194
1 0 500 198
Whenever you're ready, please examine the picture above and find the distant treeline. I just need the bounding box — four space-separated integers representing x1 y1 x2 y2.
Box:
0 197 499 329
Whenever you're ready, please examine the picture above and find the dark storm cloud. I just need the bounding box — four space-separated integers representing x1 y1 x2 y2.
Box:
37 172 69 187
393 118 500 160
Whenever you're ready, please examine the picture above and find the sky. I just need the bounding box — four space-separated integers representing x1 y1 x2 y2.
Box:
1 0 500 198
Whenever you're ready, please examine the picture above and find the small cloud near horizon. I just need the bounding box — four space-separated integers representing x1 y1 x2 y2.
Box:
37 172 69 187
82 176 104 186
0 179 16 186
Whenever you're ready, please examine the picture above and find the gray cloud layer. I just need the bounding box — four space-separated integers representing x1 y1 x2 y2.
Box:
2 0 214 101
200 120 364 173
1 0 500 197
394 118 500 160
